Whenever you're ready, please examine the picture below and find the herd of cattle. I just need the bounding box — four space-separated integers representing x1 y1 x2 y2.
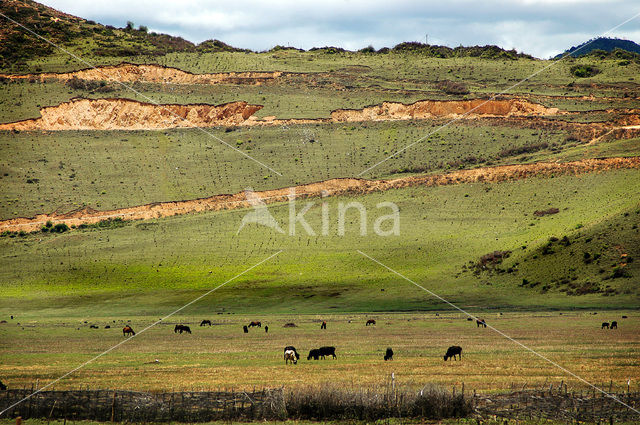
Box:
115 316 624 365
117 318 470 364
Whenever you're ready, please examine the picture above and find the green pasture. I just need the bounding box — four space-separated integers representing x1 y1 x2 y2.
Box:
0 310 638 392
1 169 638 315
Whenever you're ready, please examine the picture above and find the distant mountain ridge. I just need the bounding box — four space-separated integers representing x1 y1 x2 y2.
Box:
556 37 640 58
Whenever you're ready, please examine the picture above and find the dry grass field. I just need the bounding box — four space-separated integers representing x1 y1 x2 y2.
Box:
1 311 637 393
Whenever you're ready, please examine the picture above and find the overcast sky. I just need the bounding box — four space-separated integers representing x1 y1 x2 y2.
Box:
40 0 640 58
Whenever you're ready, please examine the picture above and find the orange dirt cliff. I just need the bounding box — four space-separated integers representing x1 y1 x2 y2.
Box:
0 98 263 131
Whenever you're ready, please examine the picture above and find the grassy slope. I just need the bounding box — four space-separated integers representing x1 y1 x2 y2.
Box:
1 169 638 315
0 121 574 219
1 52 639 220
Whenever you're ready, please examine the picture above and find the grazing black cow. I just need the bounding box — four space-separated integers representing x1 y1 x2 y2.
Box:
105 325 110 329
443 346 462 361
320 321 327 329
89 325 98 329
122 325 135 336
384 347 394 361
602 322 610 329
0 380 6 391
466 317 473 321
174 325 192 334
610 321 618 329
265 325 269 333
284 346 301 360
248 321 261 328
622 315 628 319
317 346 337 359
200 320 212 327
307 349 320 360
366 319 376 326
476 319 487 328
243 325 249 333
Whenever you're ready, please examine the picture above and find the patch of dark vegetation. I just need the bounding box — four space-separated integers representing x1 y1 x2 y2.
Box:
269 45 305 53
610 266 631 279
498 143 548 158
435 80 470 95
53 223 69 233
309 46 347 54
77 217 127 230
465 250 512 275
66 77 116 93
391 42 532 59
561 281 602 296
285 384 471 420
478 250 511 267
533 207 559 217
582 251 601 264
446 155 485 169
389 164 433 175
358 45 376 54
569 65 600 78
197 39 250 53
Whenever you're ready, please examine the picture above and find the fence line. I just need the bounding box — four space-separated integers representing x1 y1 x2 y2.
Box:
2 385 639 423
0 388 286 422
473 387 640 422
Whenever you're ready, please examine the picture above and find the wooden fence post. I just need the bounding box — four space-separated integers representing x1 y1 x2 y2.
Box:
110 391 116 422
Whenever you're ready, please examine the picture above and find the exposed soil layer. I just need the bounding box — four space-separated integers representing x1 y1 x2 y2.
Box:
2 157 638 233
0 98 263 130
329 98 559 121
0 97 561 131
1 63 283 85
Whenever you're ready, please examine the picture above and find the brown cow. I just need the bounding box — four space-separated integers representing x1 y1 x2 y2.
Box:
122 326 135 336
248 321 261 328
366 319 376 326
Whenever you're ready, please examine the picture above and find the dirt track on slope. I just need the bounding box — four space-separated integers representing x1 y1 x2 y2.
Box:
1 63 283 85
0 98 262 130
2 157 638 233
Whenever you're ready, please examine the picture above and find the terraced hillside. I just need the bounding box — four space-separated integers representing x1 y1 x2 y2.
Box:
0 0 639 403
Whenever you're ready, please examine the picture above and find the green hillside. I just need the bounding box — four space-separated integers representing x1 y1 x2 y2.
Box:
1 169 638 316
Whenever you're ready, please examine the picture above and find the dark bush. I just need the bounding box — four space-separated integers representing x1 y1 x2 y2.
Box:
533 207 559 217
498 143 548 158
359 45 376 53
52 223 70 233
435 80 470 95
570 65 600 78
474 250 511 273
611 267 631 279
